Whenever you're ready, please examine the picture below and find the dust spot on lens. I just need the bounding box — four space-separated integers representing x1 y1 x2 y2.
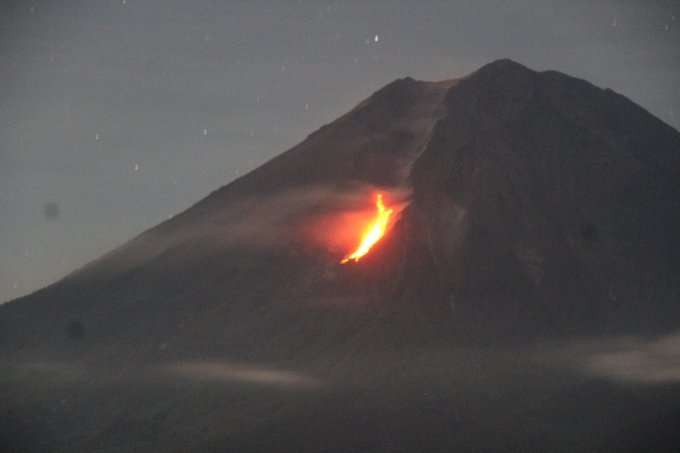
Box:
43 201 60 221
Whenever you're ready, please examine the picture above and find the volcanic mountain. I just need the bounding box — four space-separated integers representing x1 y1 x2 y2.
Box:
2 59 680 452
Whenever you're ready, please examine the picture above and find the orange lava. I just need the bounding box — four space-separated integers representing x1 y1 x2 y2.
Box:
341 193 393 264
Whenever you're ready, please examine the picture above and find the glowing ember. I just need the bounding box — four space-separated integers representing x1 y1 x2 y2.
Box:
341 193 393 264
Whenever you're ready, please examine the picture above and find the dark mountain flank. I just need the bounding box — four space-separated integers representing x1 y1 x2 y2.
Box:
2 60 680 453
401 59 680 338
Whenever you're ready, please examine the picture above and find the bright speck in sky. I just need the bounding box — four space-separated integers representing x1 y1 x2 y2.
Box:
374 34 379 43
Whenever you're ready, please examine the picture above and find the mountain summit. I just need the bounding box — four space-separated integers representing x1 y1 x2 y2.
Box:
2 60 680 452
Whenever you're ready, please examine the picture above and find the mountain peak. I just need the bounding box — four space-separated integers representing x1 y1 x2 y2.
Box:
459 59 537 89
475 58 532 75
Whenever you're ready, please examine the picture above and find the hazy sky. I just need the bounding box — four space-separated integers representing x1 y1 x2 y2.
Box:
1 0 679 302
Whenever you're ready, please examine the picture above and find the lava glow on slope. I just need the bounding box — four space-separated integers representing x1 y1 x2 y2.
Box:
341 193 394 264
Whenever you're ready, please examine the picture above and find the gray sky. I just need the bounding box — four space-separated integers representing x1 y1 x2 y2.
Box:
1 0 679 302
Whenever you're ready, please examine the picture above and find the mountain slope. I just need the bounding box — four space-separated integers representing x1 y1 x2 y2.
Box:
0 75 455 363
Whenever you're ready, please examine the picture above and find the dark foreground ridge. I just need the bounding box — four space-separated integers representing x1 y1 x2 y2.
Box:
2 59 680 453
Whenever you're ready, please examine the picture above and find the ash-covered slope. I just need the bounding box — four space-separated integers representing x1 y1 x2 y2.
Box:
0 75 455 364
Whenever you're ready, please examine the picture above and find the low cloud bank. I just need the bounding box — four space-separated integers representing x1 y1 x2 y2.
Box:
584 333 680 384
164 361 323 389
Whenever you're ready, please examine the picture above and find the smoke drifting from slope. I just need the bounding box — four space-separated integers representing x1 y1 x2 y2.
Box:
207 183 409 256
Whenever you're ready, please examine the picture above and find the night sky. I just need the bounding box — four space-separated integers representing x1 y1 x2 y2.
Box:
2 0 679 302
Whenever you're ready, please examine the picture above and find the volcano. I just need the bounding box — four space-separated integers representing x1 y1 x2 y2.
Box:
2 60 680 452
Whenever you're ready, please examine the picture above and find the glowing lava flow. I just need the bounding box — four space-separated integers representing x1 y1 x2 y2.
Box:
341 193 394 264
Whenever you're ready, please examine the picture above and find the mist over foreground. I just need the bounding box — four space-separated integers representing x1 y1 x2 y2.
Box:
2 60 680 452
